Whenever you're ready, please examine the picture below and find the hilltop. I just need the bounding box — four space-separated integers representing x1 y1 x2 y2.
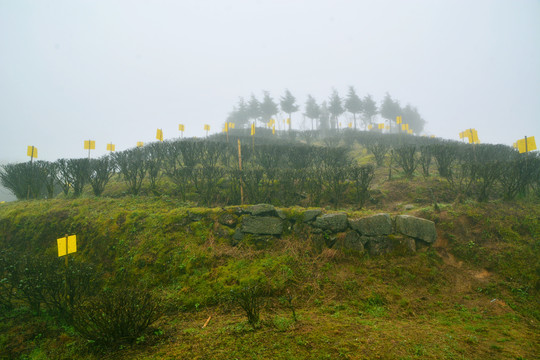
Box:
0 131 539 359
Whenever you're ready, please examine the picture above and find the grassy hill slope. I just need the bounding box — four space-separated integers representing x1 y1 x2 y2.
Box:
0 195 538 360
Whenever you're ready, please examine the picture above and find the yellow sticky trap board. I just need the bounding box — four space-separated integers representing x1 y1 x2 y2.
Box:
408 129 413 134
463 129 480 144
286 118 291 125
107 143 115 151
27 146 38 158
396 116 402 124
229 122 235 129
156 129 163 141
517 136 537 153
471 129 479 144
84 140 95 150
348 122 352 128
204 124 210 131
368 124 373 130
251 123 255 136
401 124 406 131
378 123 384 129
272 125 275 134
459 132 464 139
137 141 144 147
57 235 77 257
179 124 185 132
224 123 229 132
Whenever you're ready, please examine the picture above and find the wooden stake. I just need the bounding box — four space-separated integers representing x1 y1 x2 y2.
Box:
202 315 212 328
27 146 35 200
238 140 244 205
64 234 69 308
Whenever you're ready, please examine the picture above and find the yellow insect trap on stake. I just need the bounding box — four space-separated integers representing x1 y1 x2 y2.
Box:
57 235 77 257
84 140 95 150
137 141 144 147
107 143 115 152
27 146 38 159
396 116 402 124
464 129 480 144
516 136 537 154
251 123 255 136
156 129 164 141
179 124 185 132
378 123 385 130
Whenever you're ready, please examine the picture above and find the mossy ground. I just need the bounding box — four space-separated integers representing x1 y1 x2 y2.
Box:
0 182 538 359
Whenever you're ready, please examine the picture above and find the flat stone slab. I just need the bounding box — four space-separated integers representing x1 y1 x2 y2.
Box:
366 236 416 256
349 213 392 236
366 236 393 256
242 216 283 235
303 209 322 222
313 213 348 232
334 231 365 252
248 204 277 217
395 215 436 243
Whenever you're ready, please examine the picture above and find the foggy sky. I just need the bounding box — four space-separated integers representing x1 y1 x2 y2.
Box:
1 0 539 164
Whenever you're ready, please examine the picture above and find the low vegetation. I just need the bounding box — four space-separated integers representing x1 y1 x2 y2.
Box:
0 130 538 359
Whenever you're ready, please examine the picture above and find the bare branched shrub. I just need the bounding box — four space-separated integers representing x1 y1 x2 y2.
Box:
393 145 418 177
419 144 432 177
432 142 459 178
229 281 270 326
364 139 390 167
72 287 162 345
89 156 116 196
112 148 148 195
349 164 375 208
0 162 50 200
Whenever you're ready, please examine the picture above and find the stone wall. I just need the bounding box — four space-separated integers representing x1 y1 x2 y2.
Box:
217 204 437 256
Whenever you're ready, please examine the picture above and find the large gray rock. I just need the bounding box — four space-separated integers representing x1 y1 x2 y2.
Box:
248 204 277 217
242 216 283 235
313 213 348 232
366 236 416 256
349 213 392 236
218 213 238 227
231 229 244 246
303 209 322 222
334 231 366 252
395 215 436 243
366 236 392 256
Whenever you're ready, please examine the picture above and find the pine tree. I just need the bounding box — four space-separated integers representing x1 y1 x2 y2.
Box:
280 89 299 131
344 86 363 130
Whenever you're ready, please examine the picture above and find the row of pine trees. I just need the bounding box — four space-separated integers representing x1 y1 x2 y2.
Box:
225 87 426 134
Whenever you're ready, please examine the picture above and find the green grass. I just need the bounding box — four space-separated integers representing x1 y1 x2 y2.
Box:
0 195 539 359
